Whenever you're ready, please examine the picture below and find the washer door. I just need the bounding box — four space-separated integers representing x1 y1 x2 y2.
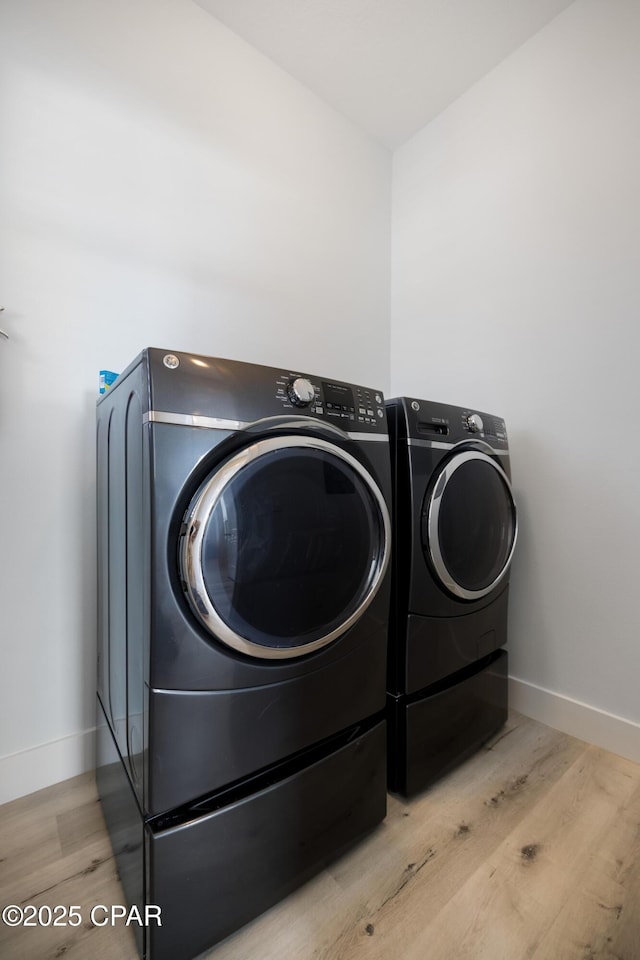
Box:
422 451 517 600
180 434 390 659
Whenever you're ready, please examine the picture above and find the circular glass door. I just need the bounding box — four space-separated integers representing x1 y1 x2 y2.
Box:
180 435 390 659
422 451 517 600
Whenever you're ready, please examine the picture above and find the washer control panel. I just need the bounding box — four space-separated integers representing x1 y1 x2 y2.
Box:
145 349 387 435
274 373 387 432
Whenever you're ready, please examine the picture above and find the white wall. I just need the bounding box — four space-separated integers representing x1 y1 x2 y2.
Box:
0 0 391 803
391 0 640 754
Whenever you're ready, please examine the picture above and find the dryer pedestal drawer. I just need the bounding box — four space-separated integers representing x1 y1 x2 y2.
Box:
387 650 508 797
99 710 387 960
147 719 386 960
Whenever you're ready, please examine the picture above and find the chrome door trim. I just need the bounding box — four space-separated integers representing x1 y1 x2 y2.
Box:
426 450 517 600
143 410 389 442
144 411 247 430
408 438 454 450
408 437 509 456
181 434 391 659
347 432 389 443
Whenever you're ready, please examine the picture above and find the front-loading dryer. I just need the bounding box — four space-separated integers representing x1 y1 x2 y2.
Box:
386 397 517 797
96 349 391 960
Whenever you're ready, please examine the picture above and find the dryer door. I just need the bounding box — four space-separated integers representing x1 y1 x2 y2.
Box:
422 451 517 600
180 434 390 659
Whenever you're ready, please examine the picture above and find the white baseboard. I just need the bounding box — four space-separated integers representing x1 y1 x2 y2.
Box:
0 727 96 806
509 675 640 765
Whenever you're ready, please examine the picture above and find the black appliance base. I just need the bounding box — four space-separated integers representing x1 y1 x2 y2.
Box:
398 588 509 695
97 697 386 960
387 649 508 797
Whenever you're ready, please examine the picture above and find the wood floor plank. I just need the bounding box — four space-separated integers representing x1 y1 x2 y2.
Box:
0 772 99 894
343 745 640 960
56 797 107 857
528 768 640 960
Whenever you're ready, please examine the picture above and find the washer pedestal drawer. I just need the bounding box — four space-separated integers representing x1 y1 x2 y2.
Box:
387 650 508 797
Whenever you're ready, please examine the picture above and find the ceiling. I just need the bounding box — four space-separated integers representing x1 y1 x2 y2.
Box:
193 0 575 148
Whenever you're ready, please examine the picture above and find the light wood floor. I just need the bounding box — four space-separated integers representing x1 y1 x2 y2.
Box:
1 711 639 960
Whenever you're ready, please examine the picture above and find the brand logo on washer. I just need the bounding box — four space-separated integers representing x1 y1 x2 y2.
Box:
163 354 180 369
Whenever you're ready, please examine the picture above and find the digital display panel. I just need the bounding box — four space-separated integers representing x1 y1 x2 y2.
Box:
322 382 355 409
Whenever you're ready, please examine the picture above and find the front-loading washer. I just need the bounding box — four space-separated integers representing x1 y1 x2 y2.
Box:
385 397 518 797
96 348 392 960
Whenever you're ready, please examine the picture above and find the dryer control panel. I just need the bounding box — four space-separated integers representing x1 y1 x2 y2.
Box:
128 348 389 436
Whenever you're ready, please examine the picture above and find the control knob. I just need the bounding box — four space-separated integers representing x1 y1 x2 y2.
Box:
465 413 484 433
287 377 315 407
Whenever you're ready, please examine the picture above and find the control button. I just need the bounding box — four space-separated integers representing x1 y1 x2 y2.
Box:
367 409 374 417
358 407 366 415
465 413 484 433
314 406 324 415
377 409 384 418
358 416 365 422
375 394 382 404
287 377 315 407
